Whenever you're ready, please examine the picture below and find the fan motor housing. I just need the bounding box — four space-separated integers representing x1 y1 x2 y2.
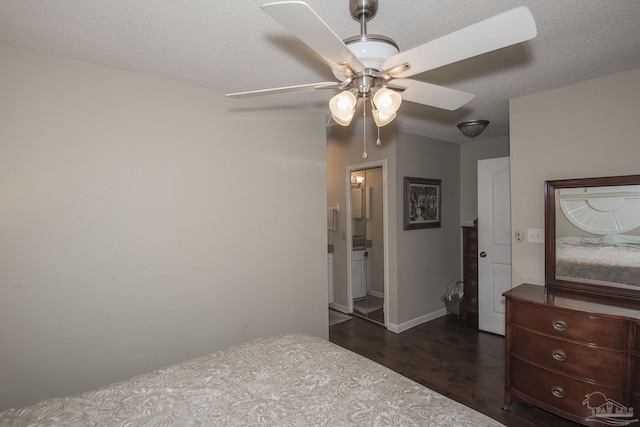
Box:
343 0 399 73
342 35 399 73
350 0 378 21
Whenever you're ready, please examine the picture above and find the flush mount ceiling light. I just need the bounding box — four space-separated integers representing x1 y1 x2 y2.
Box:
227 0 536 154
457 120 490 138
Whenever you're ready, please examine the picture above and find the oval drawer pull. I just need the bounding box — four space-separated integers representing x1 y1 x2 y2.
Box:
552 319 568 331
551 385 565 399
552 349 567 362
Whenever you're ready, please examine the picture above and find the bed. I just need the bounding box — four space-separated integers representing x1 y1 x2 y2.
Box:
555 235 640 287
0 333 503 426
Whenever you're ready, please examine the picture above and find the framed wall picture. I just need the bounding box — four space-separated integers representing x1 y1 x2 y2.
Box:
404 177 441 230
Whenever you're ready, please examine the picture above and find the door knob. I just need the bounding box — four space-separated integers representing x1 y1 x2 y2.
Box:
479 252 487 257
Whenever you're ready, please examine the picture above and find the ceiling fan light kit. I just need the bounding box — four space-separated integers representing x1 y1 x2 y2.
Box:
226 0 536 148
330 85 401 127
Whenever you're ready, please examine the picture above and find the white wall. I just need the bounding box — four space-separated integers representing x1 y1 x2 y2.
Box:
510 68 640 287
0 43 328 411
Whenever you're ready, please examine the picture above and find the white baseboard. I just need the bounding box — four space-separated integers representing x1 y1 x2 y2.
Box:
330 302 448 334
367 290 384 298
386 308 448 333
328 302 349 314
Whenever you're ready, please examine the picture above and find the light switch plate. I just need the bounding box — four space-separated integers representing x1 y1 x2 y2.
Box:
527 228 544 243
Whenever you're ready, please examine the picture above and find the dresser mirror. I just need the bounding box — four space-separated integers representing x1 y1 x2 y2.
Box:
545 174 640 301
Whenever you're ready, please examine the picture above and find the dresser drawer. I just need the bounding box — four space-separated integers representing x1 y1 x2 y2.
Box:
465 263 478 278
633 393 640 417
510 300 626 349
465 229 477 250
634 355 640 393
465 242 478 255
465 280 478 299
511 357 625 420
511 325 625 386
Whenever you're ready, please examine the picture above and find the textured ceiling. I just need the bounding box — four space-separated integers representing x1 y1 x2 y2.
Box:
1 0 639 143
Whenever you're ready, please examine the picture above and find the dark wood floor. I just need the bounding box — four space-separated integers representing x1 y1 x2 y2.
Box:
329 314 581 427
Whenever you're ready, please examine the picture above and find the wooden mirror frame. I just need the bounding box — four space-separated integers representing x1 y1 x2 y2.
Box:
545 174 640 302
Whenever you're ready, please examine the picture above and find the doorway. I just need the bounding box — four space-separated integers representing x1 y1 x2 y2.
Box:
347 163 387 326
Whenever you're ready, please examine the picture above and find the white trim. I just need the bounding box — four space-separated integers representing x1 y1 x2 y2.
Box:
346 159 389 328
387 309 448 333
367 290 384 298
327 253 333 304
329 302 349 314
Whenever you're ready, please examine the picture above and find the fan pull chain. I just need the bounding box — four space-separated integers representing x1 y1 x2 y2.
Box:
362 99 368 159
376 111 382 146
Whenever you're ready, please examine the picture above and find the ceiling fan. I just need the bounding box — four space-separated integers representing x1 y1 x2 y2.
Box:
226 0 537 131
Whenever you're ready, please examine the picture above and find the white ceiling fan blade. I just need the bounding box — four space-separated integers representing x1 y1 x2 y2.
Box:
226 81 342 98
383 7 537 78
394 79 475 111
262 1 365 74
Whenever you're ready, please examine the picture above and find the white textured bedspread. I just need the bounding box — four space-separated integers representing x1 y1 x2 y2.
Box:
556 243 640 286
0 333 503 426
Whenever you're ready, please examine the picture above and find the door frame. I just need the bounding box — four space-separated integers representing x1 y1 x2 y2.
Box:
346 159 389 327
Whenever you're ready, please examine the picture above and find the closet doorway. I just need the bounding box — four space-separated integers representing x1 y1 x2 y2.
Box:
347 162 387 326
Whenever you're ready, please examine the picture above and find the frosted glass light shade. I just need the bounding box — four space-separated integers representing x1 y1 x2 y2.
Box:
372 88 402 116
372 109 396 127
329 91 357 126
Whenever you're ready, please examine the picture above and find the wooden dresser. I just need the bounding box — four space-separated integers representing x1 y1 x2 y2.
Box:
462 225 479 317
503 284 640 425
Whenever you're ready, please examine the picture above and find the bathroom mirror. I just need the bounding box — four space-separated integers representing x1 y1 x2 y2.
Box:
545 174 640 301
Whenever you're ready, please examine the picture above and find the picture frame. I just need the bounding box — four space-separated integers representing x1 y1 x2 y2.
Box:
404 177 441 230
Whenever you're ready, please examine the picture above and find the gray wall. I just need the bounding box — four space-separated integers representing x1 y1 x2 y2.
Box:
326 124 398 323
327 125 500 330
460 136 510 225
0 43 328 411
510 68 640 287
395 132 461 325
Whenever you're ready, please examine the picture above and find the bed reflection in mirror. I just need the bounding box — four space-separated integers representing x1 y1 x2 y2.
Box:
545 175 640 299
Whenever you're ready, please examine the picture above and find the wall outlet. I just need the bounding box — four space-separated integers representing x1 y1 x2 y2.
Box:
527 228 544 243
514 230 524 242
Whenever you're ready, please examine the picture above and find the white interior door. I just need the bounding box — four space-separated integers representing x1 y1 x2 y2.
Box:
478 157 511 335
